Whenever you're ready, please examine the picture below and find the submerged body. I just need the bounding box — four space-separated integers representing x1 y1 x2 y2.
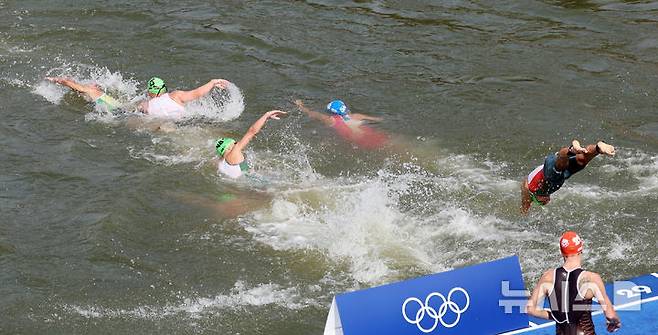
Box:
329 114 390 150
295 99 390 150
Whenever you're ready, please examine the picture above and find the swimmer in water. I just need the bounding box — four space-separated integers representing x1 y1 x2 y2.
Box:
526 231 621 334
521 139 616 214
139 77 231 120
214 110 287 178
46 77 120 112
176 110 286 218
294 99 390 150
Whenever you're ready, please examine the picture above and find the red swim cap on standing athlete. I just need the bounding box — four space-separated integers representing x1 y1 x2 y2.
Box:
560 231 584 256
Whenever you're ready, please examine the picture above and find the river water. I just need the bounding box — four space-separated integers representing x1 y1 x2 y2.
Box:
1 0 657 333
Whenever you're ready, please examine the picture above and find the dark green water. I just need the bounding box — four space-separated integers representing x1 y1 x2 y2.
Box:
1 0 657 333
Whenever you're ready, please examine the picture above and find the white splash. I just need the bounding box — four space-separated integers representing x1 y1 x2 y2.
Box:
66 281 318 320
32 80 67 104
184 82 245 122
243 155 533 284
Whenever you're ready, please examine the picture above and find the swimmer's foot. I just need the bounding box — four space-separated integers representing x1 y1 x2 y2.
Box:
597 141 615 156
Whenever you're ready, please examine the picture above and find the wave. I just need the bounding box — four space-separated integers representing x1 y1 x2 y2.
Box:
242 151 538 284
65 281 320 320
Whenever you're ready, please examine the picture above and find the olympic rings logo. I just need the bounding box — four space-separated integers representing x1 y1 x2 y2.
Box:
402 287 470 333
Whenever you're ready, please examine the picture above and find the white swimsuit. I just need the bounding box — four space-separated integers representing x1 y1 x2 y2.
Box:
146 93 185 119
217 159 247 179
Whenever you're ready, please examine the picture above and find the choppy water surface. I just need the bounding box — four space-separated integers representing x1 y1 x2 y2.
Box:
1 0 657 333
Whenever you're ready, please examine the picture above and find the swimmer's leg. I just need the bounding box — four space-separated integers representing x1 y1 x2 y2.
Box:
556 140 615 170
554 147 570 172
173 190 271 219
384 134 441 172
576 141 615 166
124 116 177 133
520 179 532 215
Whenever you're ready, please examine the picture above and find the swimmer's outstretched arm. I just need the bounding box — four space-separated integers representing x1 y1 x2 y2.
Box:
170 78 231 104
46 77 103 100
351 113 383 122
224 110 287 164
520 179 532 214
294 99 333 125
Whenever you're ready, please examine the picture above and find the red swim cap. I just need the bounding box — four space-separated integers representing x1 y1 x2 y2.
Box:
560 231 584 256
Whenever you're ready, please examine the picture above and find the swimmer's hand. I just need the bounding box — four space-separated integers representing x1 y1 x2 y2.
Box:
211 79 231 89
265 110 287 120
571 140 588 154
293 99 332 124
45 76 72 85
606 316 621 332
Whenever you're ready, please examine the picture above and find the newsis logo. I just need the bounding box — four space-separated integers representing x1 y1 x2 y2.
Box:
402 287 470 333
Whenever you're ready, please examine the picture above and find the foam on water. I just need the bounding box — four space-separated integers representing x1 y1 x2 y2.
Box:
127 125 221 167
249 177 416 283
243 153 538 284
65 281 319 320
39 63 140 103
560 147 658 200
184 82 245 122
235 144 657 285
616 148 658 191
32 80 67 105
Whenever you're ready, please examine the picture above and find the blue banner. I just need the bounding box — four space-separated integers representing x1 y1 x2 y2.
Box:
332 255 528 335
504 271 658 335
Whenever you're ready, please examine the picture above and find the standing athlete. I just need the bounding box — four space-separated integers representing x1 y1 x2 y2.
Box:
526 231 621 334
140 76 231 119
521 140 616 214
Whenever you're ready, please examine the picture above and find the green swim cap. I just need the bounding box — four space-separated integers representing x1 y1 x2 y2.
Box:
215 138 236 157
147 77 167 95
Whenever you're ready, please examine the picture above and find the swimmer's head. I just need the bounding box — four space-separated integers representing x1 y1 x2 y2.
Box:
559 231 583 256
215 137 236 157
147 77 167 96
326 100 350 120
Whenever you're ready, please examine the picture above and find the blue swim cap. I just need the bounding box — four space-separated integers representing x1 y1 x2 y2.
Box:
326 100 350 120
